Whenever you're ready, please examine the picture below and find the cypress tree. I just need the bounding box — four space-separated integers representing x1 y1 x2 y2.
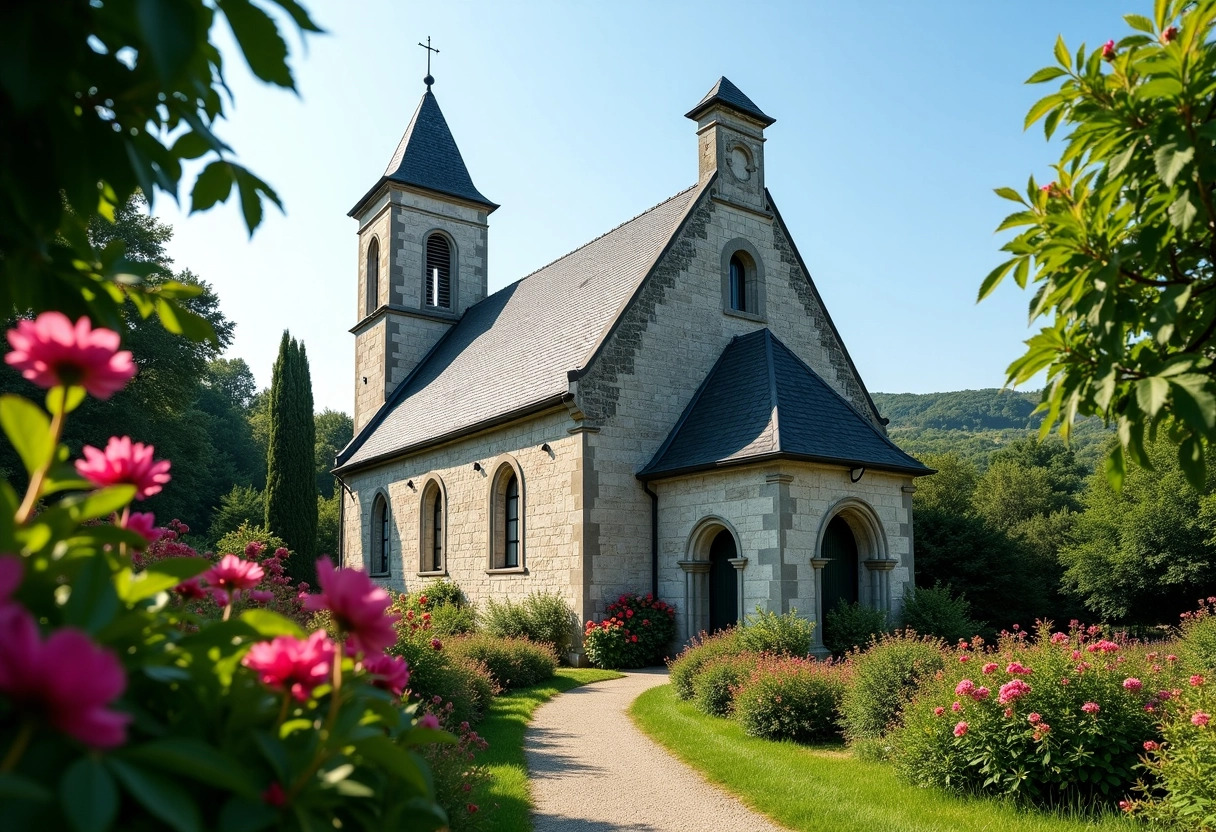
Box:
265 331 318 584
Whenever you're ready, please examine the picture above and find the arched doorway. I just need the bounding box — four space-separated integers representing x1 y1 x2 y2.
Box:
708 529 738 632
820 515 858 616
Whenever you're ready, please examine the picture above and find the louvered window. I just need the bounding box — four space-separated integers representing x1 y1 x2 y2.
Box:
425 234 451 309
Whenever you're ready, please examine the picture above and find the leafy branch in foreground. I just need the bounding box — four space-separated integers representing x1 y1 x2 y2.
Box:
985 0 1216 489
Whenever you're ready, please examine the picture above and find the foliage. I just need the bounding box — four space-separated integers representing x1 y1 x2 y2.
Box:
840 631 947 742
899 586 982 643
415 699 491 832
316 493 340 562
0 342 446 830
732 656 851 744
215 522 288 566
208 484 265 545
1060 437 1216 624
691 652 761 717
737 606 815 656
582 592 677 668
314 409 353 499
892 624 1179 808
984 2 1216 490
481 592 575 655
394 584 477 638
265 332 318 584
0 0 318 337
443 634 557 691
667 629 744 701
823 600 889 654
1179 598 1216 674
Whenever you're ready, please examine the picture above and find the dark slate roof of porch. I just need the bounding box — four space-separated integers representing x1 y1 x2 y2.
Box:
638 329 932 479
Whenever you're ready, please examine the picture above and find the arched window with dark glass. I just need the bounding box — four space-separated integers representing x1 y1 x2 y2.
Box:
421 481 445 573
371 494 391 575
425 233 451 309
729 254 747 312
365 238 380 317
504 474 519 568
490 462 524 570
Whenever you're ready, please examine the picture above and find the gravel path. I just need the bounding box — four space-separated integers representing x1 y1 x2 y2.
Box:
524 669 786 832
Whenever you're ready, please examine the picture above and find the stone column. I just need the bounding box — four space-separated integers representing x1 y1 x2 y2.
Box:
810 557 830 657
863 558 898 618
677 560 710 642
728 557 748 624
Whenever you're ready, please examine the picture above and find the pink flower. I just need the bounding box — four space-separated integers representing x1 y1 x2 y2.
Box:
1143 740 1159 751
301 558 399 655
958 654 971 663
0 606 130 748
363 652 410 696
5 312 136 399
262 782 287 807
982 662 998 675
1162 25 1179 43
0 556 23 604
1028 712 1042 724
998 679 1032 705
431 638 443 651
418 713 440 730
1190 675 1205 687
75 437 171 500
1118 800 1132 813
1082 701 1100 715
1050 632 1069 645
1192 712 1211 727
1167 654 1178 663
955 679 976 697
1102 39 1117 61
951 700 962 712
972 686 990 701
122 512 163 545
242 630 335 701
1006 662 1032 676
933 707 945 717
204 554 264 599
953 721 969 737
1123 678 1143 693
174 577 207 600
249 590 274 604
1088 640 1120 654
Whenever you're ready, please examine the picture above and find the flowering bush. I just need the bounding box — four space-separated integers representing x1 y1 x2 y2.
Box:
444 634 557 690
892 623 1181 808
691 651 762 717
0 313 448 831
397 582 477 637
1178 597 1216 674
415 698 492 832
840 631 947 743
667 628 743 700
583 592 677 668
732 655 852 743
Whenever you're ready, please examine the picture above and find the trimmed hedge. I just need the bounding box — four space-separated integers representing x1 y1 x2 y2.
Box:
444 634 558 690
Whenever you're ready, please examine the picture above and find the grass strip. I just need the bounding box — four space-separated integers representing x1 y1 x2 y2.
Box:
478 667 623 832
629 684 1133 832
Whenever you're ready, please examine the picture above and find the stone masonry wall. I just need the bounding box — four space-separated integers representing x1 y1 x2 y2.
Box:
353 318 386 432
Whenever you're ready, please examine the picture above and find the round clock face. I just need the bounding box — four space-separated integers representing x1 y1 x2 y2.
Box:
729 145 751 181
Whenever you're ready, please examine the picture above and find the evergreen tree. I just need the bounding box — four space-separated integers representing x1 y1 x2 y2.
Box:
265 332 318 583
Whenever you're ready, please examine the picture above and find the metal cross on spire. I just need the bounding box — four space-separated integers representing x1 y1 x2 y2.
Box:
418 36 439 88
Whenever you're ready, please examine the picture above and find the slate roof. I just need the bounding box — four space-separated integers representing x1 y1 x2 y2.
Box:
336 182 709 470
638 329 932 480
349 89 497 216
685 77 776 127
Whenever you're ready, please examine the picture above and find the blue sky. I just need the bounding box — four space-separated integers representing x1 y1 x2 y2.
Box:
152 0 1125 413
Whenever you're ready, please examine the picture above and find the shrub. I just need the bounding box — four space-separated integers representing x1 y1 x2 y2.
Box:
692 652 762 717
482 592 575 654
417 696 492 832
891 623 1182 808
214 521 287 567
738 606 814 656
840 631 946 742
899 585 981 643
399 582 477 637
1178 597 1216 674
445 634 557 690
824 600 888 654
583 593 678 668
667 629 743 700
733 656 852 743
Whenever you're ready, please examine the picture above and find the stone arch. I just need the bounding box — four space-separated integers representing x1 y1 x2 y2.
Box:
812 497 895 621
417 474 447 576
486 453 525 572
681 516 745 638
719 236 766 319
364 235 381 317
367 486 393 577
422 228 458 311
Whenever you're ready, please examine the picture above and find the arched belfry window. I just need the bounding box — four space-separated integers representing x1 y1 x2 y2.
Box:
420 480 445 574
365 238 380 317
489 461 524 571
370 494 391 576
425 233 452 309
729 254 748 313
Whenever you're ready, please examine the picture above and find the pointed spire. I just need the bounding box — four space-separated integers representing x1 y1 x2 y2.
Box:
685 76 775 126
349 85 497 216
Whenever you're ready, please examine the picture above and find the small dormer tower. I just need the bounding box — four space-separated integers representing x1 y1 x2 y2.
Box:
349 75 497 430
686 77 775 214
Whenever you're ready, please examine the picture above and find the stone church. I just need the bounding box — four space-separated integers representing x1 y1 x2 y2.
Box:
334 75 932 656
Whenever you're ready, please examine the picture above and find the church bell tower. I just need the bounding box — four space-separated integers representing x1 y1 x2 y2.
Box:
348 62 497 430
685 76 774 214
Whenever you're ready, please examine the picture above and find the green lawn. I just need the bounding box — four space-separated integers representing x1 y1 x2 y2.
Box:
478 667 623 832
629 684 1134 832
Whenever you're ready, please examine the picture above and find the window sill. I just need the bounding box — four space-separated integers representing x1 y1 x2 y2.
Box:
485 566 527 575
417 569 447 578
723 307 766 324
369 572 391 579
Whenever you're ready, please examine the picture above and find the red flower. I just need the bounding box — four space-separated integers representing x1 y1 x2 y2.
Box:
75 436 172 500
1102 39 1117 61
1190 674 1204 687
301 558 399 655
1143 740 1159 751
4 312 136 399
953 721 969 737
1162 25 1178 43
467 803 479 814
262 782 287 807
1123 677 1143 693
431 638 443 651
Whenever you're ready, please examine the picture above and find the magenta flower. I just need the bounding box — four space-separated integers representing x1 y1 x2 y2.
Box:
5 312 136 399
1050 632 1069 645
1143 740 1160 751
972 686 990 701
1005 661 1032 676
122 512 163 545
0 556 23 604
204 555 265 602
1190 675 1205 687
1028 712 1042 724
955 679 975 697
242 630 335 701
0 606 130 748
933 706 945 717
175 577 207 601
1123 677 1143 693
1193 712 1211 727
364 652 410 696
998 679 1032 705
418 713 440 730
1082 701 1100 715
301 558 399 655
953 721 969 738
249 590 274 604
1102 39 1117 61
981 662 998 675
75 437 171 500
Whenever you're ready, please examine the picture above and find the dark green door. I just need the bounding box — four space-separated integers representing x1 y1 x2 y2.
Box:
709 530 738 632
821 516 858 616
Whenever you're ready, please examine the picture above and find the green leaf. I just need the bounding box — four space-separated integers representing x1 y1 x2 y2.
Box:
1108 141 1138 178
1125 13 1156 33
268 0 324 32
1154 0 1169 29
1025 66 1068 84
63 548 121 633
239 608 306 638
154 297 218 344
1169 375 1216 431
0 395 52 475
1024 93 1065 130
107 759 203 832
116 556 209 603
0 772 53 802
219 0 295 88
232 166 283 235
136 0 201 82
60 486 138 523
978 259 1018 301
217 797 279 832
191 161 234 213
1154 142 1195 187
61 757 119 832
1054 34 1072 70
993 187 1027 204
1135 377 1170 417
170 132 213 161
121 738 258 797
1106 444 1126 492
1179 434 1207 490
46 386 87 417
352 736 429 794
1169 192 1198 229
